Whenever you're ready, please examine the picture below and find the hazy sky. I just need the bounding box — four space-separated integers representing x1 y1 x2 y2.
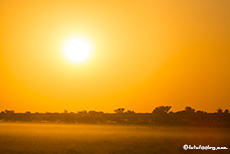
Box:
0 0 229 113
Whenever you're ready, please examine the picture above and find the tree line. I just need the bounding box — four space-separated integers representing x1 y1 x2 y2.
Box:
0 106 229 127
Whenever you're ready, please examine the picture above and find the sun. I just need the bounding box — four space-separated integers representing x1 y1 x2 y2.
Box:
62 36 93 63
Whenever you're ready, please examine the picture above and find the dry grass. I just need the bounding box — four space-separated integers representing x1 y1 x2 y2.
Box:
0 123 229 154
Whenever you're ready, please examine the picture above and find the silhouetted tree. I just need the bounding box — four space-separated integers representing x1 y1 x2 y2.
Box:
88 111 97 114
114 108 125 114
224 109 229 114
196 110 204 114
125 110 135 114
152 106 171 114
217 108 223 114
185 106 195 113
78 110 87 114
5 110 15 114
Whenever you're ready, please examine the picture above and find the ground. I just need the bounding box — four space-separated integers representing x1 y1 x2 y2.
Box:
0 123 229 154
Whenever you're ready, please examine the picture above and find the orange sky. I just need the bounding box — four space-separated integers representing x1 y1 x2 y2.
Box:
0 0 229 113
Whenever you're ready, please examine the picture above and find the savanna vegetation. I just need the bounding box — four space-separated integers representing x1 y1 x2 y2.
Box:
0 106 229 153
0 106 229 127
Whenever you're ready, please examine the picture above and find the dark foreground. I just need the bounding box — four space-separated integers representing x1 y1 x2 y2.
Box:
0 123 229 154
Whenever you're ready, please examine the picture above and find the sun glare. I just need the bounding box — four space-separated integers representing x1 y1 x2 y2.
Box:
62 36 92 63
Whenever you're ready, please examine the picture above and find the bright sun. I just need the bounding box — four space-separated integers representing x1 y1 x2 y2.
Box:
62 36 92 63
